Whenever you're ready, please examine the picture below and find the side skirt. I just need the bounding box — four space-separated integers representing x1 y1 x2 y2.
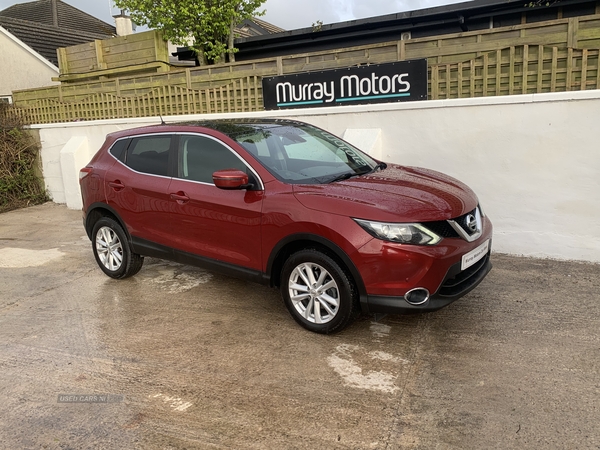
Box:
131 236 269 286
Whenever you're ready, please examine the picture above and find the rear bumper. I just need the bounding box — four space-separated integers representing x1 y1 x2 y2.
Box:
364 252 492 314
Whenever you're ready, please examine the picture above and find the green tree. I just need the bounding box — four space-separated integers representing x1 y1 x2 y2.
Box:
113 0 266 64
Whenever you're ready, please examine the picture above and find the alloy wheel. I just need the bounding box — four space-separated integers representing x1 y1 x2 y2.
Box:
288 262 340 324
95 226 123 271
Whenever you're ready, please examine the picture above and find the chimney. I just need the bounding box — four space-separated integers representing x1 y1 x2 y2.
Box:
114 10 133 36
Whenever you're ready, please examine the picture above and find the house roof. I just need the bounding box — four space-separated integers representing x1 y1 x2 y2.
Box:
0 0 115 66
0 0 115 36
248 17 286 34
172 17 285 63
0 16 113 66
235 17 286 38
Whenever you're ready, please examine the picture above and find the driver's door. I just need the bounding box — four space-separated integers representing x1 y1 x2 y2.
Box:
166 134 264 270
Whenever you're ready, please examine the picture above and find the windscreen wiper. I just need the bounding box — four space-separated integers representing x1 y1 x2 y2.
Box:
328 172 358 183
370 162 387 173
328 166 376 183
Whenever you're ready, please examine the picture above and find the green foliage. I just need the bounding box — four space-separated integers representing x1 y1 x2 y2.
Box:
0 104 49 213
113 0 266 64
525 1 557 7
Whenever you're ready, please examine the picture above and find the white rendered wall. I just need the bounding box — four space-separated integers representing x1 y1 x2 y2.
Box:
0 28 59 97
33 91 600 262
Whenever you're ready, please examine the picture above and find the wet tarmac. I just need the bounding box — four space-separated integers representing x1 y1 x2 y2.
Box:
0 203 598 449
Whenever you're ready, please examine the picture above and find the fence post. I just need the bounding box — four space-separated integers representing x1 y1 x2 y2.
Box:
581 49 588 90
431 65 438 99
94 40 106 70
523 45 529 94
509 46 515 95
551 47 558 91
57 48 69 75
566 47 573 91
537 45 543 93
567 18 579 49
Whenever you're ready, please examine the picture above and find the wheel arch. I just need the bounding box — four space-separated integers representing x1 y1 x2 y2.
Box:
85 203 131 243
266 233 367 305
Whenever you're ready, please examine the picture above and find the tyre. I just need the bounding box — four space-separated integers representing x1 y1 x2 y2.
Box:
280 249 358 334
91 217 143 279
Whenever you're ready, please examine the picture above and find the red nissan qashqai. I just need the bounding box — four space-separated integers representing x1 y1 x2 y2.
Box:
80 119 492 333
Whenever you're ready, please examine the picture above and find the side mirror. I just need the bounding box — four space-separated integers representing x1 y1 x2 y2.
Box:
213 169 251 190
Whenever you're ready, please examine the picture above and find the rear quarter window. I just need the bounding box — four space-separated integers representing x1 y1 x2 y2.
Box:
108 139 130 162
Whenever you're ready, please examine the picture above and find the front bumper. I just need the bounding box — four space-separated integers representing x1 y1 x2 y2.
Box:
364 251 492 314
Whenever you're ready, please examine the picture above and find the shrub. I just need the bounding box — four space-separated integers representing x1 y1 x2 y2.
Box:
0 103 49 213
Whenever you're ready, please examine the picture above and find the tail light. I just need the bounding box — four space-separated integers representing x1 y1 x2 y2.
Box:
79 167 92 181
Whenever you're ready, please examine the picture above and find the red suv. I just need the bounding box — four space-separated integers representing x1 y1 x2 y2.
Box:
79 119 492 333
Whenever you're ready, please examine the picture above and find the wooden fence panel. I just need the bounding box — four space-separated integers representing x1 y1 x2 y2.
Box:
7 77 268 123
9 15 600 123
428 46 600 99
13 44 599 122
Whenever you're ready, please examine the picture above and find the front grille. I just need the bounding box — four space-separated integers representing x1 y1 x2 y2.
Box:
453 207 478 234
422 207 479 239
437 253 490 297
422 220 459 238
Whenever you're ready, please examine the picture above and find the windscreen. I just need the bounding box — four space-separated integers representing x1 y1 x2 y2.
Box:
229 123 378 184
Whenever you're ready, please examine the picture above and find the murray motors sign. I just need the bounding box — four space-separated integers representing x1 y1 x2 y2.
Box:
262 59 427 110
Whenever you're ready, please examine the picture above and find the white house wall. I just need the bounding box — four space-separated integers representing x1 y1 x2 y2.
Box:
0 28 58 97
33 90 600 263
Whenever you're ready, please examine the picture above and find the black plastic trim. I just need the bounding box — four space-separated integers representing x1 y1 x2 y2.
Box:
366 255 492 314
85 202 130 240
266 233 368 309
131 236 267 285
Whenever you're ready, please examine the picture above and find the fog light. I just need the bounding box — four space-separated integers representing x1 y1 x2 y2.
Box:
404 288 430 305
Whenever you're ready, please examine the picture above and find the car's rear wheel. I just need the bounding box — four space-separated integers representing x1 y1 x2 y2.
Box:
281 249 358 334
91 217 143 279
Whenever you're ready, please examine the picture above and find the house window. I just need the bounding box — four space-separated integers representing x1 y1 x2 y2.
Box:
0 96 12 104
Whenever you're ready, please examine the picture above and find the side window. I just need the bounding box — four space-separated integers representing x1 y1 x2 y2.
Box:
125 136 171 176
178 135 248 184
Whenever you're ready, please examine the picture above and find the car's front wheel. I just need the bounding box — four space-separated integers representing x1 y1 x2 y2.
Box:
281 249 358 333
91 217 143 279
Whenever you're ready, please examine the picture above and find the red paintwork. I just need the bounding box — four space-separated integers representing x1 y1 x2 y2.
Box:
293 164 477 222
80 123 493 300
212 169 249 189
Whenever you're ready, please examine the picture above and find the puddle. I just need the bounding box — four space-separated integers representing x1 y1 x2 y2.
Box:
370 322 392 339
0 247 65 268
327 344 399 393
150 393 193 412
368 350 409 364
141 260 213 294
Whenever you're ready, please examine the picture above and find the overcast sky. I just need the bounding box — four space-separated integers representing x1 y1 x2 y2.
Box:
0 0 467 31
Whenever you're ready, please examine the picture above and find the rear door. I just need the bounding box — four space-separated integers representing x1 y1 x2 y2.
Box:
105 134 175 247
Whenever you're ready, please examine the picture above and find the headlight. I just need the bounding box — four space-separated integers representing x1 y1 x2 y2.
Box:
354 219 442 245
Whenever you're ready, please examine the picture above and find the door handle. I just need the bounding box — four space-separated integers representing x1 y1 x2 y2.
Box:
170 192 190 203
108 180 125 191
